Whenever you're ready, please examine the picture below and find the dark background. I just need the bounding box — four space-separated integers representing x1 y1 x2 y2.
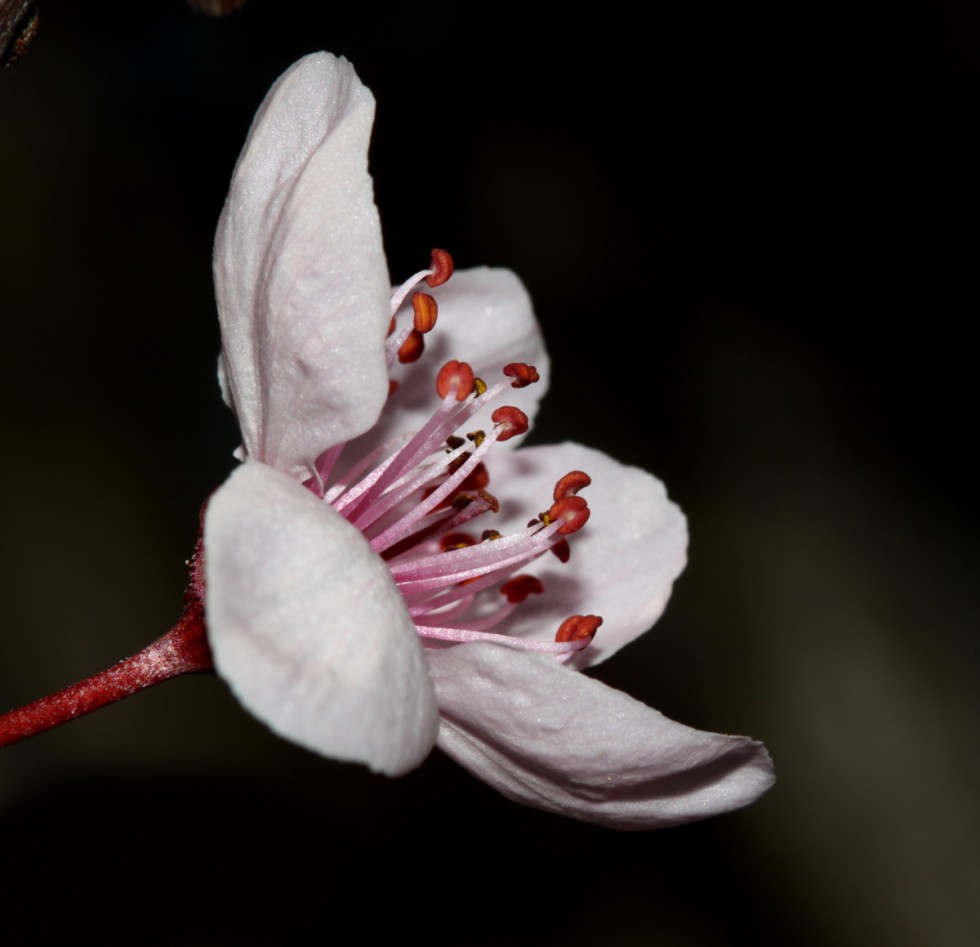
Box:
1 2 978 944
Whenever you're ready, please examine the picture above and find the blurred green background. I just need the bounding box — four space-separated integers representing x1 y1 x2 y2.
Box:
1 2 977 944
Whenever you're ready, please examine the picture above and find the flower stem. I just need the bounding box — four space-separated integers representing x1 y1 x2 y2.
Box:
0 601 214 749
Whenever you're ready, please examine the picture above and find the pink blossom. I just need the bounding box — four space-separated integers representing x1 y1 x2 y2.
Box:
204 52 774 828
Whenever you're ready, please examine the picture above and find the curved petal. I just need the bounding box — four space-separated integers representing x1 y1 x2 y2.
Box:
480 442 687 667
205 461 438 775
357 268 550 459
214 53 391 478
430 643 774 829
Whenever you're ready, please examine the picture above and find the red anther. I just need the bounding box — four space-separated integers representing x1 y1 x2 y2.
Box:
548 495 590 534
398 329 425 363
553 470 592 501
388 379 400 398
425 249 455 287
459 462 490 492
550 538 571 563
440 532 477 551
500 574 545 604
555 614 603 644
503 362 540 388
412 292 438 333
436 360 475 400
491 406 529 441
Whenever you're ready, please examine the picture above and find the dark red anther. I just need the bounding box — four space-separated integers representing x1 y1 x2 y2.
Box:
500 575 545 604
548 495 590 534
550 538 571 563
426 249 455 287
481 529 502 541
440 532 477 551
398 329 425 363
503 363 540 388
491 406 529 441
436 360 475 400
555 614 603 644
459 462 490 492
553 470 592 501
412 292 438 333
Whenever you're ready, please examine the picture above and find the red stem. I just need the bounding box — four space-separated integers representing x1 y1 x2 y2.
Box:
0 601 214 749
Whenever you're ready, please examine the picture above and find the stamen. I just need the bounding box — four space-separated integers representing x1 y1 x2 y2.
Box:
425 248 455 287
412 292 438 333
491 406 529 441
397 329 425 363
555 614 602 644
547 495 590 534
503 362 540 388
436 360 475 400
500 574 544 603
553 470 592 500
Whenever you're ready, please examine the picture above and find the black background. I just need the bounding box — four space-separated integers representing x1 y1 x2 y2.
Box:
1 3 978 944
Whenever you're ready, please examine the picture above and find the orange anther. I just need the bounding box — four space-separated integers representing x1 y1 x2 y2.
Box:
387 316 397 337
491 406 529 441
503 362 540 388
397 329 425 363
436 360 475 400
547 495 590 534
553 470 592 501
500 574 545 604
425 249 455 287
555 614 603 644
412 292 438 333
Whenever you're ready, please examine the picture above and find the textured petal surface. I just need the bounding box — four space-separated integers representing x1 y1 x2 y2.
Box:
482 441 687 667
360 268 550 457
205 462 438 775
214 53 391 478
431 643 774 829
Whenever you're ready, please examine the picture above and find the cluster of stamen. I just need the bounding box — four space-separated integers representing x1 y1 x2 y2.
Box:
306 250 600 661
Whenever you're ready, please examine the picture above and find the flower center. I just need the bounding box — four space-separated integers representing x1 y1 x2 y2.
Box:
304 251 601 661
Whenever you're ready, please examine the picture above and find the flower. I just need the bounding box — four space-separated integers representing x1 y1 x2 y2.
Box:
204 52 774 829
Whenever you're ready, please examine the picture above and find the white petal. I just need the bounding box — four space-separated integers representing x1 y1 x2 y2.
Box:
214 53 391 478
430 643 774 829
483 442 687 667
361 268 550 456
205 461 438 775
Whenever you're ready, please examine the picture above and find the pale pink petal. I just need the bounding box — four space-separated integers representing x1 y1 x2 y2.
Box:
205 461 438 775
430 643 774 829
362 268 550 456
214 53 391 478
483 442 687 667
